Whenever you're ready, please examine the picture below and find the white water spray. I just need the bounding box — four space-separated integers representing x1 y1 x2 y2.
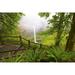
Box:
33 25 38 43
19 13 49 43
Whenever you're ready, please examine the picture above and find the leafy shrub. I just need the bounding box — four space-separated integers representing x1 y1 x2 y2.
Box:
15 48 46 62
1 46 75 62
47 47 75 62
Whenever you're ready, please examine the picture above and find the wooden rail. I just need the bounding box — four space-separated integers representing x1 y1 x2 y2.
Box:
0 35 51 49
0 35 51 59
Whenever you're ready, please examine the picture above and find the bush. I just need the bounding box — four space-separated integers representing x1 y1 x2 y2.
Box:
1 46 75 62
46 47 75 62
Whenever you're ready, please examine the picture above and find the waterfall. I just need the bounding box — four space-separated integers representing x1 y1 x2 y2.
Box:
33 25 37 43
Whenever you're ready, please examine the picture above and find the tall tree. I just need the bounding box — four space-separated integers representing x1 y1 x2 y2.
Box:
65 13 75 51
55 13 65 46
38 12 72 47
49 13 72 46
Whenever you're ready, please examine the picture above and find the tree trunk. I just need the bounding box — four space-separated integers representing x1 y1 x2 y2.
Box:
55 13 64 46
55 30 62 46
65 13 75 51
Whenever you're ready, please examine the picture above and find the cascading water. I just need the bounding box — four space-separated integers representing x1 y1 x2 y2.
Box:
33 25 37 43
19 13 48 43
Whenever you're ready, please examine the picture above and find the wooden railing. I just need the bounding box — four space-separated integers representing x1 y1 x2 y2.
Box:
0 35 51 49
0 35 51 59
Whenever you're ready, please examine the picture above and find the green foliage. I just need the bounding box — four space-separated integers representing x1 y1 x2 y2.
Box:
47 47 75 62
48 13 72 34
48 13 72 46
0 12 75 62
15 47 75 62
38 32 56 45
38 12 50 19
46 47 64 62
38 12 73 47
1 46 75 62
0 13 22 35
15 48 47 62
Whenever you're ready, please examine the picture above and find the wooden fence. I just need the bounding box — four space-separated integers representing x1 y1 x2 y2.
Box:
0 35 50 48
0 35 51 59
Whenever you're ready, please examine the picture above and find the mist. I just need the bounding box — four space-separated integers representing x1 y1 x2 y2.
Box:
19 13 48 36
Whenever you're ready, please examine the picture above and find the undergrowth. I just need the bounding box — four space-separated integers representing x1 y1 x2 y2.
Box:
1 46 75 62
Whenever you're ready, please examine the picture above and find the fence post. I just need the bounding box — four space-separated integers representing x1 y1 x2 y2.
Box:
19 36 23 46
0 36 4 45
40 44 42 48
28 40 30 48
